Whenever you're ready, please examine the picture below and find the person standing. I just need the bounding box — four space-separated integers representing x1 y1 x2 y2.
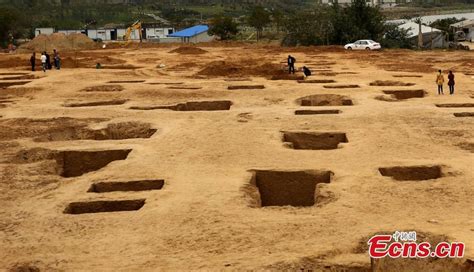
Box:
53 49 61 70
288 55 296 74
45 52 52 70
41 52 47 72
30 52 36 71
436 70 444 95
448 71 455 95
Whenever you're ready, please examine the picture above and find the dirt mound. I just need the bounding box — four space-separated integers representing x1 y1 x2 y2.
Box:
196 60 285 78
169 46 208 54
21 33 96 52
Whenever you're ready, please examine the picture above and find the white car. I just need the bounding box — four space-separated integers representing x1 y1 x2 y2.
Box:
344 40 381 50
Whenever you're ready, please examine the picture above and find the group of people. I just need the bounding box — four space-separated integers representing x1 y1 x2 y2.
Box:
287 55 312 78
436 70 456 95
30 50 61 72
288 55 457 95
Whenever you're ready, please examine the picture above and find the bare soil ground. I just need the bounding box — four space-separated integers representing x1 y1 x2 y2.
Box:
0 45 473 271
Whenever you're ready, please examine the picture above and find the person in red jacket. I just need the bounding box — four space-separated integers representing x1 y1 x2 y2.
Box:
448 71 455 95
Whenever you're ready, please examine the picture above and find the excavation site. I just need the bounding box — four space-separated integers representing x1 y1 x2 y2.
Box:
64 199 146 214
1 42 472 271
248 170 333 207
378 165 443 181
283 131 348 150
130 100 232 111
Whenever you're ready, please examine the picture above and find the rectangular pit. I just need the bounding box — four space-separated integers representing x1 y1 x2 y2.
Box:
379 165 442 181
0 81 32 89
323 84 360 89
383 90 425 100
58 149 132 177
167 86 202 90
297 79 336 84
283 132 348 150
454 112 474 117
108 80 145 83
228 85 265 90
252 170 332 207
295 110 341 115
130 100 232 111
88 180 164 193
370 80 416 86
436 103 474 108
64 199 145 214
64 99 128 107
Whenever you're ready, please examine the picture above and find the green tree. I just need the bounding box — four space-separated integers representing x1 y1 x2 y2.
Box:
381 24 412 48
0 6 24 47
346 0 385 42
282 0 386 47
271 9 284 32
208 15 239 40
430 17 464 41
282 8 331 46
247 6 271 41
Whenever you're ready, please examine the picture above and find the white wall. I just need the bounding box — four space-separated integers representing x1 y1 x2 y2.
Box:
145 28 175 39
35 28 54 37
87 29 111 41
189 32 214 43
57 30 83 35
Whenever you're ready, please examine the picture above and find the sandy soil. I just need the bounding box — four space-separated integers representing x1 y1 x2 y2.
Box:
0 45 473 271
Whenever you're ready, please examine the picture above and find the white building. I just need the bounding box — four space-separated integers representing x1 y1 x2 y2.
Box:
36 26 175 42
167 25 214 43
398 21 447 48
144 27 175 40
451 19 474 42
35 28 54 36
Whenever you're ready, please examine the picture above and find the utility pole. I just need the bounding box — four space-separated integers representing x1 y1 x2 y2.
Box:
416 18 423 49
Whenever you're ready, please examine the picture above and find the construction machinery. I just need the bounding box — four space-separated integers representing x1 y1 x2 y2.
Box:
123 20 142 43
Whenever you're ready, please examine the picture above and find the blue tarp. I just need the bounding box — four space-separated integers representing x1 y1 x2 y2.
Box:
168 25 209 38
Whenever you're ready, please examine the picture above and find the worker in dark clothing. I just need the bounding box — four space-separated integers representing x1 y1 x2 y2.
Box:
303 66 311 78
288 55 296 74
53 49 61 70
30 52 36 71
45 52 52 70
448 71 455 95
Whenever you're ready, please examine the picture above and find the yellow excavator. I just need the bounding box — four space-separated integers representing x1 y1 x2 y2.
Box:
123 20 143 43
